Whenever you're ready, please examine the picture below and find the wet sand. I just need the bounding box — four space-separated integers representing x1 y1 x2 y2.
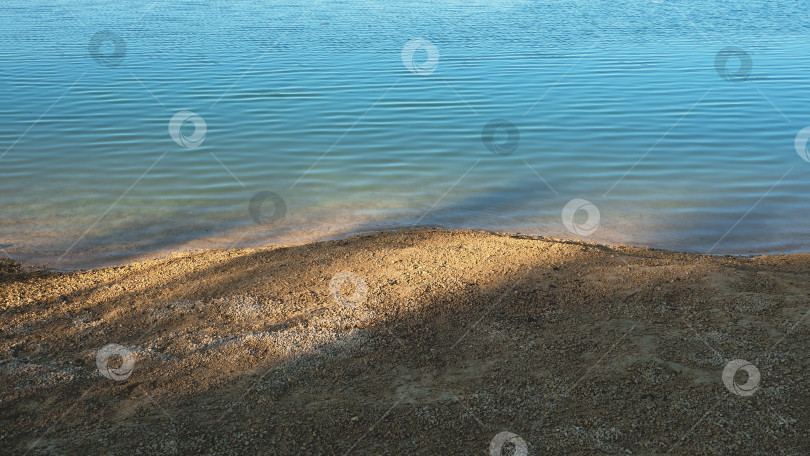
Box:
1 228 808 454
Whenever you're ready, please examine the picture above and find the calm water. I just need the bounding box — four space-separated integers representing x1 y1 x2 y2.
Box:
1 0 809 269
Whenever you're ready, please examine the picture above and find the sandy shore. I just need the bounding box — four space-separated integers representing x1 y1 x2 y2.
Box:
1 228 808 454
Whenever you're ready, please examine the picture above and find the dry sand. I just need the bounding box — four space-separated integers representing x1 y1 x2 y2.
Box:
1 228 808 455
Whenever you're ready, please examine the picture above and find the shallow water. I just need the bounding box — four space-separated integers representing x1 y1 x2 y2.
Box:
1 0 809 269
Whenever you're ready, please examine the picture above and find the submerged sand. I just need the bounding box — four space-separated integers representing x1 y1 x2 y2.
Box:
1 228 808 454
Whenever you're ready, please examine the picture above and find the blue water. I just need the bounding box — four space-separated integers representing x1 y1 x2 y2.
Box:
1 0 809 269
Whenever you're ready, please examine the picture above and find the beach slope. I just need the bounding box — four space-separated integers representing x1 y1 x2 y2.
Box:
2 228 808 454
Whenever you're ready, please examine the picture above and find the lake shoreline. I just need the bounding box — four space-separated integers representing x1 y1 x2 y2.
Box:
8 224 809 274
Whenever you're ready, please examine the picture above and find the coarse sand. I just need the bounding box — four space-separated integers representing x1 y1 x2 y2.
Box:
1 228 809 454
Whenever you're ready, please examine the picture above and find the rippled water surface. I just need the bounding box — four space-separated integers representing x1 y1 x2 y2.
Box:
1 0 809 269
